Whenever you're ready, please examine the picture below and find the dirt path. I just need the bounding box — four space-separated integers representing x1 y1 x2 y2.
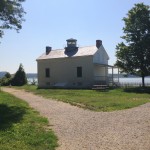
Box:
2 87 150 150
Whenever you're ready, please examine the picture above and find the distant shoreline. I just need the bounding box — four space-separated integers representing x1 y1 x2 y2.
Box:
1 71 150 79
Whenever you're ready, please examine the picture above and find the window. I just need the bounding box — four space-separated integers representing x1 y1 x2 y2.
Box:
68 41 76 45
45 68 50 77
77 67 82 77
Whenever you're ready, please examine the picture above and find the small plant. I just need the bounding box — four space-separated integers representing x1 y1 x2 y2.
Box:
31 78 37 85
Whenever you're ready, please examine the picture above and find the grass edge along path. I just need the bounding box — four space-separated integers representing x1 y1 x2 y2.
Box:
0 90 58 150
14 85 150 112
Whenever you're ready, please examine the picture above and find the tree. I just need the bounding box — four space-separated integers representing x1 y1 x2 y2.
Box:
11 64 27 86
4 72 11 78
0 0 26 38
0 72 12 86
115 3 150 87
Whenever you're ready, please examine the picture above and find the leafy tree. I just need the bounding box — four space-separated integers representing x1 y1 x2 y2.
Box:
4 72 11 78
11 64 27 86
0 72 12 86
115 3 150 87
0 0 26 38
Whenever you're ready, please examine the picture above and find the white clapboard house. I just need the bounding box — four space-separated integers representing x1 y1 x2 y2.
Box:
36 38 117 88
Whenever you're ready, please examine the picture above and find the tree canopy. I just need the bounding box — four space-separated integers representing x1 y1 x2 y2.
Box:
0 0 26 38
4 72 11 78
115 3 150 87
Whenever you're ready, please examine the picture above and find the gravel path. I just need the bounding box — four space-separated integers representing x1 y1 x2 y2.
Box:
2 87 150 150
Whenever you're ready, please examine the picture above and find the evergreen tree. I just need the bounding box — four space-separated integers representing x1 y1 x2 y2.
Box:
11 64 27 86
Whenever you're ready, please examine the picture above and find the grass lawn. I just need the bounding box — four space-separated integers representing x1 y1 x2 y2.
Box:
15 85 150 112
0 90 58 150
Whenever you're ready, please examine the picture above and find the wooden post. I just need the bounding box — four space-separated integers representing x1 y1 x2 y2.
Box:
105 66 108 85
118 68 119 83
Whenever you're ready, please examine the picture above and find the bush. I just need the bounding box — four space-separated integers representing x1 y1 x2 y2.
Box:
0 77 11 86
0 72 12 86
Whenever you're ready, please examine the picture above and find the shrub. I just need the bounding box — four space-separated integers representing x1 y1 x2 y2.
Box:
0 72 12 86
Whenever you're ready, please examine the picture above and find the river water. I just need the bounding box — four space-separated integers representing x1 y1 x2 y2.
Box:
28 77 150 86
117 77 150 86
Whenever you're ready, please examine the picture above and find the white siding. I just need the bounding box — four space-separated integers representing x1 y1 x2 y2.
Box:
37 56 94 88
37 44 110 88
93 45 109 64
94 66 106 76
93 65 108 84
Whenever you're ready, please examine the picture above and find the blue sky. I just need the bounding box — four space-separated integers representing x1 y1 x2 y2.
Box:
0 0 150 73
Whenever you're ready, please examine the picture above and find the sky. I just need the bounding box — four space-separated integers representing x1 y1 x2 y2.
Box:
0 0 150 73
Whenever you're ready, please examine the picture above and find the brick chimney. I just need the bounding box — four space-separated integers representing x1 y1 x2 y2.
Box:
96 40 102 48
46 46 52 55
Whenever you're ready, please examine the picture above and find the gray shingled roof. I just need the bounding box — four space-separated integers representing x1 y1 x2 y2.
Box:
37 45 98 60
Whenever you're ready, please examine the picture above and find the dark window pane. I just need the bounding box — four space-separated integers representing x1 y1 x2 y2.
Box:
77 67 82 77
45 68 50 77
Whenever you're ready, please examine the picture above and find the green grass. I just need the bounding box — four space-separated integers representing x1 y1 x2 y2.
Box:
0 90 58 150
15 85 150 112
